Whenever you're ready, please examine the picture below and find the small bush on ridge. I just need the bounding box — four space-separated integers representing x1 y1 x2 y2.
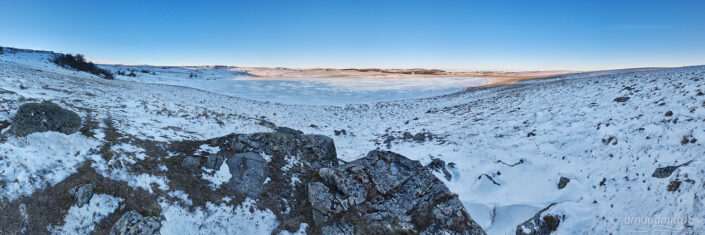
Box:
53 53 114 80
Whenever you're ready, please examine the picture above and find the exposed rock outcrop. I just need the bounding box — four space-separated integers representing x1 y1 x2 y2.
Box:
203 131 340 232
110 210 161 235
10 102 81 136
307 150 485 234
225 152 269 198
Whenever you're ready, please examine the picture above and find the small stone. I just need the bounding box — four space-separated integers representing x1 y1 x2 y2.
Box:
383 135 395 144
69 183 95 207
334 129 347 136
613 97 630 102
413 132 426 141
557 177 570 189
402 132 413 140
665 111 673 116
652 166 678 178
652 161 692 178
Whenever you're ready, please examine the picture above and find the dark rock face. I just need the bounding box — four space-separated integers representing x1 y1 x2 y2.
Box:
10 102 81 136
110 210 160 235
516 203 561 235
225 152 269 198
307 150 485 235
69 183 95 207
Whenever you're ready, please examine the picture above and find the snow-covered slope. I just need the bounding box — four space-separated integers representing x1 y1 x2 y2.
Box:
1 48 704 234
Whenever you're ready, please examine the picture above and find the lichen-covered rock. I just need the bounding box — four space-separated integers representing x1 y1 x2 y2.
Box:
226 152 269 198
10 102 81 136
68 183 95 207
204 131 339 232
307 150 485 235
516 203 561 235
110 210 161 235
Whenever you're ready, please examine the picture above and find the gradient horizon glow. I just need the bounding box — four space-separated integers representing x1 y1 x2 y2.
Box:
1 0 704 71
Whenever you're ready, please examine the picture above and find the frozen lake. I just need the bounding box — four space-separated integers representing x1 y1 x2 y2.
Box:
168 76 488 105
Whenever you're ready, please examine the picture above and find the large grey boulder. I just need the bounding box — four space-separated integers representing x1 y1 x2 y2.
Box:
10 102 81 136
307 150 485 235
110 210 161 235
226 152 269 198
203 131 340 233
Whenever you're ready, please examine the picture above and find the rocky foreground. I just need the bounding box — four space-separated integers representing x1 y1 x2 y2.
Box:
0 101 484 234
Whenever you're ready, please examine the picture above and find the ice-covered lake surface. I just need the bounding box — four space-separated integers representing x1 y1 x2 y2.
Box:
166 76 488 105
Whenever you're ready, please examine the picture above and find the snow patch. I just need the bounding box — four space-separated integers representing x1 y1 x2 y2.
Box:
0 132 100 200
196 144 220 155
51 194 122 234
201 162 232 189
159 198 279 234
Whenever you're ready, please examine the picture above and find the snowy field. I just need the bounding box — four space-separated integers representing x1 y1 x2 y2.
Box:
1 48 704 234
103 64 488 105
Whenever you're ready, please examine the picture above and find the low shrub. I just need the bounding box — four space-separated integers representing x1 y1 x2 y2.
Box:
53 53 114 79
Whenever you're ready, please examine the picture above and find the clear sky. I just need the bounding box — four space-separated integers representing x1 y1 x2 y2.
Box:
1 0 703 70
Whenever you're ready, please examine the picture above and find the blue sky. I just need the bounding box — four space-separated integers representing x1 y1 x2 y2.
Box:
1 0 703 70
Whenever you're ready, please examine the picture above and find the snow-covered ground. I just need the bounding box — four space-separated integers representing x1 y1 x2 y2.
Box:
100 63 488 105
1 48 704 234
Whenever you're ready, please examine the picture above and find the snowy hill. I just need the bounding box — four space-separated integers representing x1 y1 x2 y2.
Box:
1 48 704 234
